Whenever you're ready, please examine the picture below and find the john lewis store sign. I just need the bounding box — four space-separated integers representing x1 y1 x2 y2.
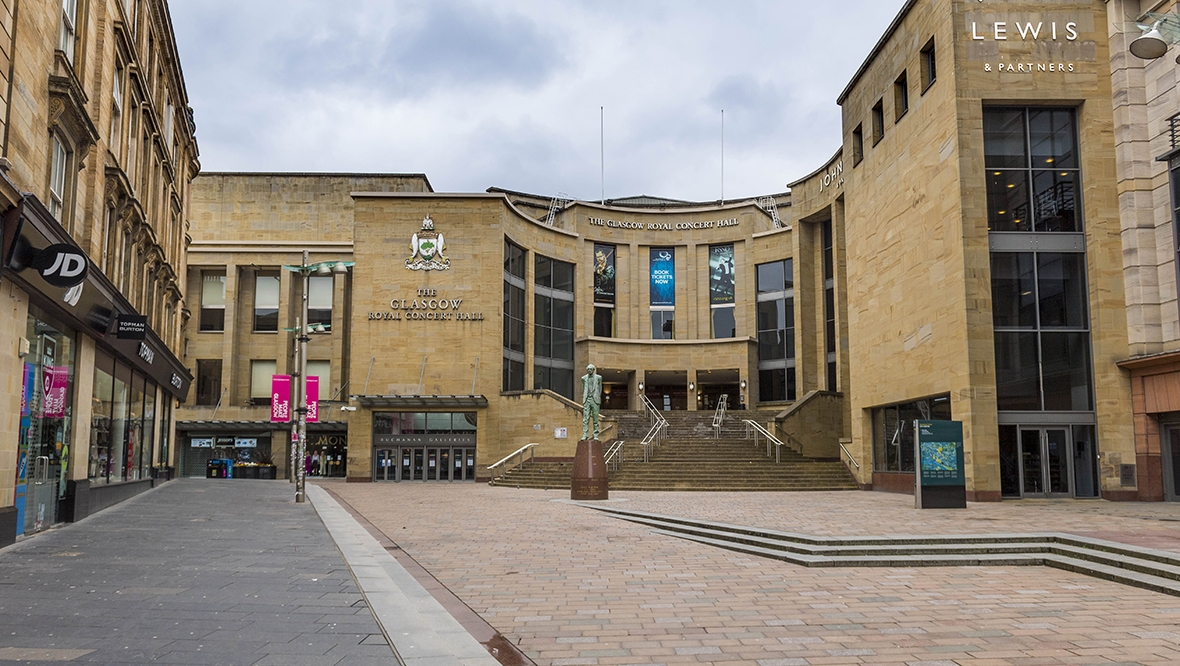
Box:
967 11 1088 75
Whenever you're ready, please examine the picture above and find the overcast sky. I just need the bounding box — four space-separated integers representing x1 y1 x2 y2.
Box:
170 1 907 201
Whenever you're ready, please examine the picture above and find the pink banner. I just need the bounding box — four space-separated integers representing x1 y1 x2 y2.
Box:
42 365 69 418
306 376 319 423
271 375 291 422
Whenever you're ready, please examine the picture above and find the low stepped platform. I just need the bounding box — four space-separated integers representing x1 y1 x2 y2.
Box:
576 505 1180 598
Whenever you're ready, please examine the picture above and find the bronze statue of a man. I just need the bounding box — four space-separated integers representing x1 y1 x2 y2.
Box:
581 364 602 441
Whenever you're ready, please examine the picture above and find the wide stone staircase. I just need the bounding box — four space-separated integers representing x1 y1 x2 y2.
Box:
490 409 859 492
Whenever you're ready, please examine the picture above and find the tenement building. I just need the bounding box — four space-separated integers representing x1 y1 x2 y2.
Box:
0 0 199 546
173 0 1170 502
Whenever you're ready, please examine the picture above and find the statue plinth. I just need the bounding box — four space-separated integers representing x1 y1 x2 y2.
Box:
570 439 609 500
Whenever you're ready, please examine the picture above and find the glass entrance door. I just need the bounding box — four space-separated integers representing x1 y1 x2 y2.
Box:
1019 428 1071 497
376 446 477 482
1165 427 1180 502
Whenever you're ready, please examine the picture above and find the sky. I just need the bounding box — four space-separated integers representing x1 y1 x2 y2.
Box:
169 0 908 202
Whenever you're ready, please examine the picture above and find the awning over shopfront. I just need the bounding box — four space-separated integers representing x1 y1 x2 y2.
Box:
177 419 348 434
352 395 489 409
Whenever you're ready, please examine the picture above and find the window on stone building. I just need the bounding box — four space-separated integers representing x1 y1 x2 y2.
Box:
649 247 675 340
894 70 908 121
822 220 837 391
195 360 222 406
308 275 333 328
872 395 950 473
852 124 864 165
710 244 736 339
250 360 277 404
307 360 331 396
756 259 795 402
920 38 936 92
111 66 124 154
49 134 69 221
199 270 226 332
534 255 575 399
1171 157 1180 325
872 99 885 145
60 0 78 64
502 239 526 391
253 272 280 332
593 243 616 337
985 107 1080 233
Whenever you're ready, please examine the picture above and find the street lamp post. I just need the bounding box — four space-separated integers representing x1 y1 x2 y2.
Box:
284 253 354 504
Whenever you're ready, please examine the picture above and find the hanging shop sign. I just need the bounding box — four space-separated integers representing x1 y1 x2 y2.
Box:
271 375 291 423
115 314 148 340
593 243 616 304
649 248 675 307
709 244 735 305
367 288 485 322
406 215 450 271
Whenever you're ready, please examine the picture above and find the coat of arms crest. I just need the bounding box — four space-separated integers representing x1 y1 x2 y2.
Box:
406 215 450 271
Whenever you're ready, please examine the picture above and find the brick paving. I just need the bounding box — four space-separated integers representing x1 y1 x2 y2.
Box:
0 479 396 665
324 481 1180 665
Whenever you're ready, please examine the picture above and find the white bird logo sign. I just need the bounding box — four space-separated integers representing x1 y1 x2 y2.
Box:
406 215 450 271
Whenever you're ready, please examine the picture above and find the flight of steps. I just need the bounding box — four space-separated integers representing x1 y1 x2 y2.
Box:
491 409 859 492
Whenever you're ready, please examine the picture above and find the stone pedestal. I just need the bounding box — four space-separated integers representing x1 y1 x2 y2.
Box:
570 439 608 500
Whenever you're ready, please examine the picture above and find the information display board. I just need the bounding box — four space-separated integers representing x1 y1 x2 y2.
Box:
914 419 966 509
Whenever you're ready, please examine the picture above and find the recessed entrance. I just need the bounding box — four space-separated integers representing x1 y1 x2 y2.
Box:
999 424 1099 499
375 446 477 482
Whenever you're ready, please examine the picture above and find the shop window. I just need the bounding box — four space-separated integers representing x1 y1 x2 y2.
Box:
307 275 333 328
872 99 885 145
894 70 908 121
502 239 526 391
49 134 69 221
851 124 864 165
199 271 226 331
920 38 936 92
534 254 575 399
195 359 222 406
872 395 951 472
250 360 277 404
60 0 78 64
20 308 75 533
253 272 280 332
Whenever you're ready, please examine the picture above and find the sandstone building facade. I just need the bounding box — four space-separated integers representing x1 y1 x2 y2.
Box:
0 0 198 547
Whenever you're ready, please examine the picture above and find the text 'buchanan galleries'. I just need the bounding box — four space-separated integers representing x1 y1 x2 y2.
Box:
587 217 740 231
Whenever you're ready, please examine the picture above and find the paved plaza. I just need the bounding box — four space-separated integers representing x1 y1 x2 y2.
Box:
326 482 1180 666
4 481 1180 665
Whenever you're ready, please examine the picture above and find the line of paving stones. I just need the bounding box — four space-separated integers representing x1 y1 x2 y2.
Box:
326 482 1180 665
0 479 397 665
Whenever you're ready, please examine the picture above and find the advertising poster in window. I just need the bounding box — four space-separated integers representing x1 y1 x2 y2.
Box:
42 365 69 418
593 244 615 304
709 244 735 305
649 248 675 306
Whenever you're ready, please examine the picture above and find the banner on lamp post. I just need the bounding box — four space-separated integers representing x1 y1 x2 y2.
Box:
271 375 291 422
306 376 319 423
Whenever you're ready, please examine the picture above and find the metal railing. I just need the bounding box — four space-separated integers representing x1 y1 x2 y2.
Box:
639 394 669 462
839 441 860 470
487 443 537 481
1169 112 1180 152
605 440 625 471
711 394 728 440
743 419 785 463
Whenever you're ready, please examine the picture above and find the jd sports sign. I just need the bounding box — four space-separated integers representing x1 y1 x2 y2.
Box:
32 244 88 287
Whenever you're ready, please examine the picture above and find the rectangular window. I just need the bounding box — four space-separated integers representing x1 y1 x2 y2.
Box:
756 258 795 402
60 0 77 64
1171 158 1180 324
872 395 951 472
111 67 124 153
651 310 675 340
199 271 226 332
250 360 277 401
307 360 331 395
650 247 675 340
852 124 864 165
920 38 936 92
985 107 1080 233
872 99 885 145
195 359 222 406
822 220 837 391
308 275 333 328
253 273 280 332
503 239 526 391
894 70 908 121
593 306 614 337
593 243 616 304
49 135 68 220
534 255 575 399
710 244 736 339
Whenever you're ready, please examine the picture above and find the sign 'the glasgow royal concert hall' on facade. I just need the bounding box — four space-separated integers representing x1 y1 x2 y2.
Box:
13 0 1180 546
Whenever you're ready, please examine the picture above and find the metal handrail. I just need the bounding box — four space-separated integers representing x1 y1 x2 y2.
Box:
743 419 784 463
605 440 625 471
486 442 537 480
640 420 667 463
640 393 668 426
839 441 860 469
712 394 728 439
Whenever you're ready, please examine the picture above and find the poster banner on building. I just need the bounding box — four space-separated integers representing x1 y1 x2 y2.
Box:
593 243 616 304
306 376 319 423
709 244 735 305
270 375 291 422
234 438 258 448
42 365 68 418
649 248 675 306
